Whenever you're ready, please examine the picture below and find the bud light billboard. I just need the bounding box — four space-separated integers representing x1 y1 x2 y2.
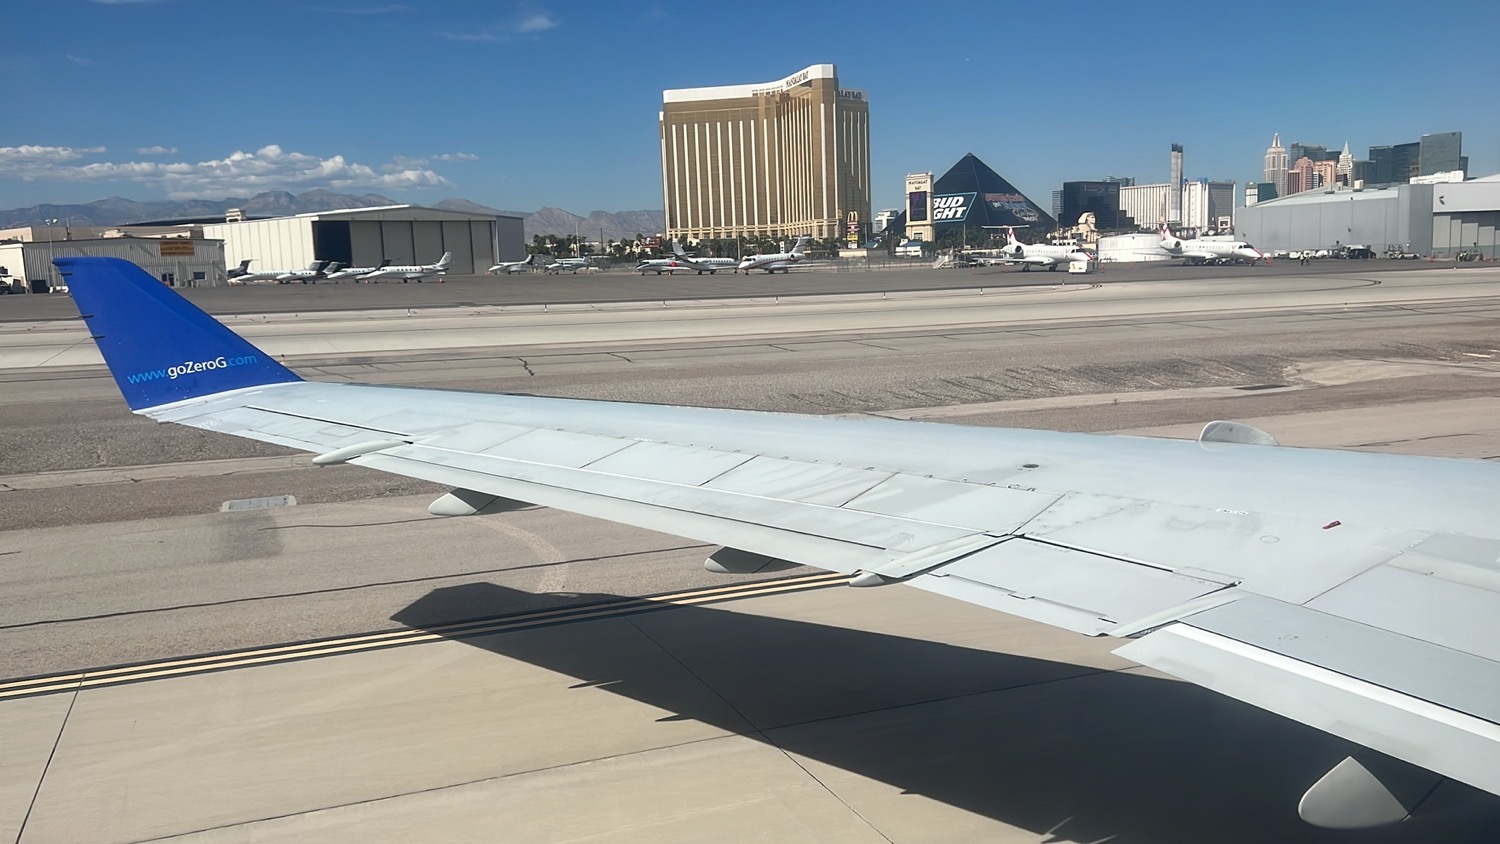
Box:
931 193 976 223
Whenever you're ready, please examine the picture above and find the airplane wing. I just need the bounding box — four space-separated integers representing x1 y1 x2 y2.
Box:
58 257 1500 827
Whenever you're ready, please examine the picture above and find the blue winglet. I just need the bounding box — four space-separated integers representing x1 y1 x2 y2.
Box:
56 257 301 410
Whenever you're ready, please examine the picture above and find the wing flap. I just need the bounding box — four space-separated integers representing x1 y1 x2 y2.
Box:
907 538 1236 636
1119 608 1500 798
1306 563 1500 665
356 443 983 572
1021 492 1421 603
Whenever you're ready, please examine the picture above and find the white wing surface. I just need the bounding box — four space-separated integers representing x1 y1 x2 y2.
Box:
58 256 1500 826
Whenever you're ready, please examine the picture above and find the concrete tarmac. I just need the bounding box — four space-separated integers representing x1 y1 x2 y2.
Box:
2 265 1500 842
0 256 1461 322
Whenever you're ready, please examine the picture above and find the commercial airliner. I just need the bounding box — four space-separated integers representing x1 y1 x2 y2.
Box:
670 241 739 274
56 255 1500 831
737 236 812 273
487 255 536 275
361 252 452 283
322 259 392 282
1159 222 1269 265
993 227 1094 271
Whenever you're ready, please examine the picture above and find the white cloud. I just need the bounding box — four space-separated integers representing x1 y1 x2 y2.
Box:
0 145 106 164
515 9 558 33
0 144 451 198
64 53 94 66
384 152 478 170
439 29 502 42
440 5 557 41
135 145 178 155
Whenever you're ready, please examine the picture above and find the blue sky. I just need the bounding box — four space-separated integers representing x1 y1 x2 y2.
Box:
4 0 1497 216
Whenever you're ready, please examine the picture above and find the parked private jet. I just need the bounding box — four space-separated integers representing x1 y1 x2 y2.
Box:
1159 222 1269 265
635 256 697 275
737 237 812 273
670 241 739 274
546 257 592 274
487 255 536 275
993 227 1094 271
230 260 341 284
323 260 392 282
360 252 452 283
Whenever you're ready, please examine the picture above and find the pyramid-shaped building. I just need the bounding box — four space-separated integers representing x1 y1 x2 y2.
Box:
893 152 1056 238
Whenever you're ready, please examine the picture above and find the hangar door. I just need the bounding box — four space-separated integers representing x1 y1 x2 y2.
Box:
412 221 444 266
441 221 474 273
317 218 496 273
312 221 353 265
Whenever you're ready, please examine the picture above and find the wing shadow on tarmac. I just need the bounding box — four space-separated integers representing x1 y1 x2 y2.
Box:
393 582 1498 844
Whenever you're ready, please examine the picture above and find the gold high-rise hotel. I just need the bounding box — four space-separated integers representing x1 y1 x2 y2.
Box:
660 64 871 243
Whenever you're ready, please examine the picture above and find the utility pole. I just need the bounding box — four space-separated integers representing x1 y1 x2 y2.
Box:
44 218 58 292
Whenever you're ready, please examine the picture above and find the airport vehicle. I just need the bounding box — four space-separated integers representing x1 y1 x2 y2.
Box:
670 241 738 274
487 255 536 275
322 259 392 282
231 260 338 284
737 236 812 273
1158 222 1268 265
993 226 1094 272
545 257 592 274
360 252 451 283
58 255 1500 830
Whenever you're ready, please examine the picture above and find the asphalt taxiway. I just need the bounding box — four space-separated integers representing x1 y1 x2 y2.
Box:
3 263 1500 842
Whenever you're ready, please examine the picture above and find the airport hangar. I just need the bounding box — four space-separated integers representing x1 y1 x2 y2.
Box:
0 234 227 292
203 205 526 277
1237 175 1500 257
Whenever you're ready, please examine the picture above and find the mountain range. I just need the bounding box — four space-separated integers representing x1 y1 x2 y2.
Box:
1 190 664 242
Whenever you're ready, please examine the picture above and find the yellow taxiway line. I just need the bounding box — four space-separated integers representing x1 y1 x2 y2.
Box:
0 572 850 700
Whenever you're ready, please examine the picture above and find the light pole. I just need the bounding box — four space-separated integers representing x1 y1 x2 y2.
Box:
43 218 59 292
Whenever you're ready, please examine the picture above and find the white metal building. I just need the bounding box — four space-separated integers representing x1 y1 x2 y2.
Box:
1097 233 1172 263
1236 184 1434 255
202 205 523 276
0 236 226 292
1431 175 1500 258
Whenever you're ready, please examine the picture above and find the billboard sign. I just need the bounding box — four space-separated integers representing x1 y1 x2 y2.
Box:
985 192 1042 223
908 191 929 223
931 193 976 223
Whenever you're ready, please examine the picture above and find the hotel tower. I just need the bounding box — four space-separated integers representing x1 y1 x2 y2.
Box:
659 64 871 243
